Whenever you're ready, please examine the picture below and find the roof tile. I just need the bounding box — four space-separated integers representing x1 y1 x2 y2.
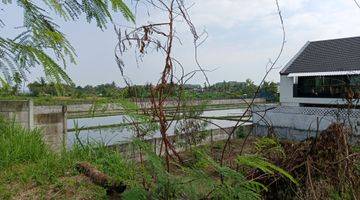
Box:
281 36 360 75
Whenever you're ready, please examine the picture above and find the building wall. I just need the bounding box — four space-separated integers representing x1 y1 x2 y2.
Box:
279 75 298 106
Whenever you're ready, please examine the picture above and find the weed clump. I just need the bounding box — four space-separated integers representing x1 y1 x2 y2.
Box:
260 123 360 199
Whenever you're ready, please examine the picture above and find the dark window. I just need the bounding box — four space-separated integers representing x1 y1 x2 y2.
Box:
294 75 360 98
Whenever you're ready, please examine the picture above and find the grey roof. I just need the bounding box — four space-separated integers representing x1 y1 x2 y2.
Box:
280 36 360 75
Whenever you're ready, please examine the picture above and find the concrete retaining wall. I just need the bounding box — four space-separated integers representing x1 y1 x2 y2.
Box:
66 98 266 116
109 126 252 160
0 100 33 129
0 100 67 151
0 98 259 151
34 105 67 151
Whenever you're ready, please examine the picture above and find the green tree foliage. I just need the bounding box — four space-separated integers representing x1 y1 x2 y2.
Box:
204 80 278 100
28 79 124 97
83 81 124 98
0 77 11 96
11 72 22 94
213 81 244 91
243 79 257 98
123 84 152 98
25 79 279 101
28 78 74 96
259 81 279 101
0 0 134 85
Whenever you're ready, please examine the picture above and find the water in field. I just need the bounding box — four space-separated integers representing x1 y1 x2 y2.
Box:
66 108 249 148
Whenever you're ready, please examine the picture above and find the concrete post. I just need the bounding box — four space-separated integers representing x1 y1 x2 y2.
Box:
62 105 67 149
28 100 34 129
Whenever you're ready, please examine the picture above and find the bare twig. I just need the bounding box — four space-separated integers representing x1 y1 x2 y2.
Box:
219 0 286 168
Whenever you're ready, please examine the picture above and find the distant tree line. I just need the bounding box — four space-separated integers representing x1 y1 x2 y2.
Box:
8 78 278 101
201 79 278 101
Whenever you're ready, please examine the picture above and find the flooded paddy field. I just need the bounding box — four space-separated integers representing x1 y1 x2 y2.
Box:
66 107 250 148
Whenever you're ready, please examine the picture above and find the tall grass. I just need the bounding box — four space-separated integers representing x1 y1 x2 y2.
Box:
0 117 138 199
0 118 50 169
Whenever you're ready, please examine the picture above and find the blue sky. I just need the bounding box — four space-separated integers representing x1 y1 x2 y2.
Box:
3 0 360 86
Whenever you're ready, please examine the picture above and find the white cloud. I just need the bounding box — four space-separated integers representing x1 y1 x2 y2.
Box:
189 0 311 29
21 0 360 85
168 0 360 84
108 0 360 84
190 0 274 29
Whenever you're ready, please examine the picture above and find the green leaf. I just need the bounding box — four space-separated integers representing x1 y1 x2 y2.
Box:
0 0 135 86
236 154 298 185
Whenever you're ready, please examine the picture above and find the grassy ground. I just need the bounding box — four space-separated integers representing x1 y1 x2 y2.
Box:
2 116 357 199
0 118 141 199
0 117 260 199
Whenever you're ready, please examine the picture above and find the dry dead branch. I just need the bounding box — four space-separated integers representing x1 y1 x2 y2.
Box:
76 162 126 196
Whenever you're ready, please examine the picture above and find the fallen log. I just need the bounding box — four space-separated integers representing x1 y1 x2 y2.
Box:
76 162 126 196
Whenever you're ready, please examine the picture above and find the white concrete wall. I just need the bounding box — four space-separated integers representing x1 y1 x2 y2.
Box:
0 100 33 129
109 126 251 159
280 75 298 106
66 98 266 117
33 110 66 151
0 101 67 151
